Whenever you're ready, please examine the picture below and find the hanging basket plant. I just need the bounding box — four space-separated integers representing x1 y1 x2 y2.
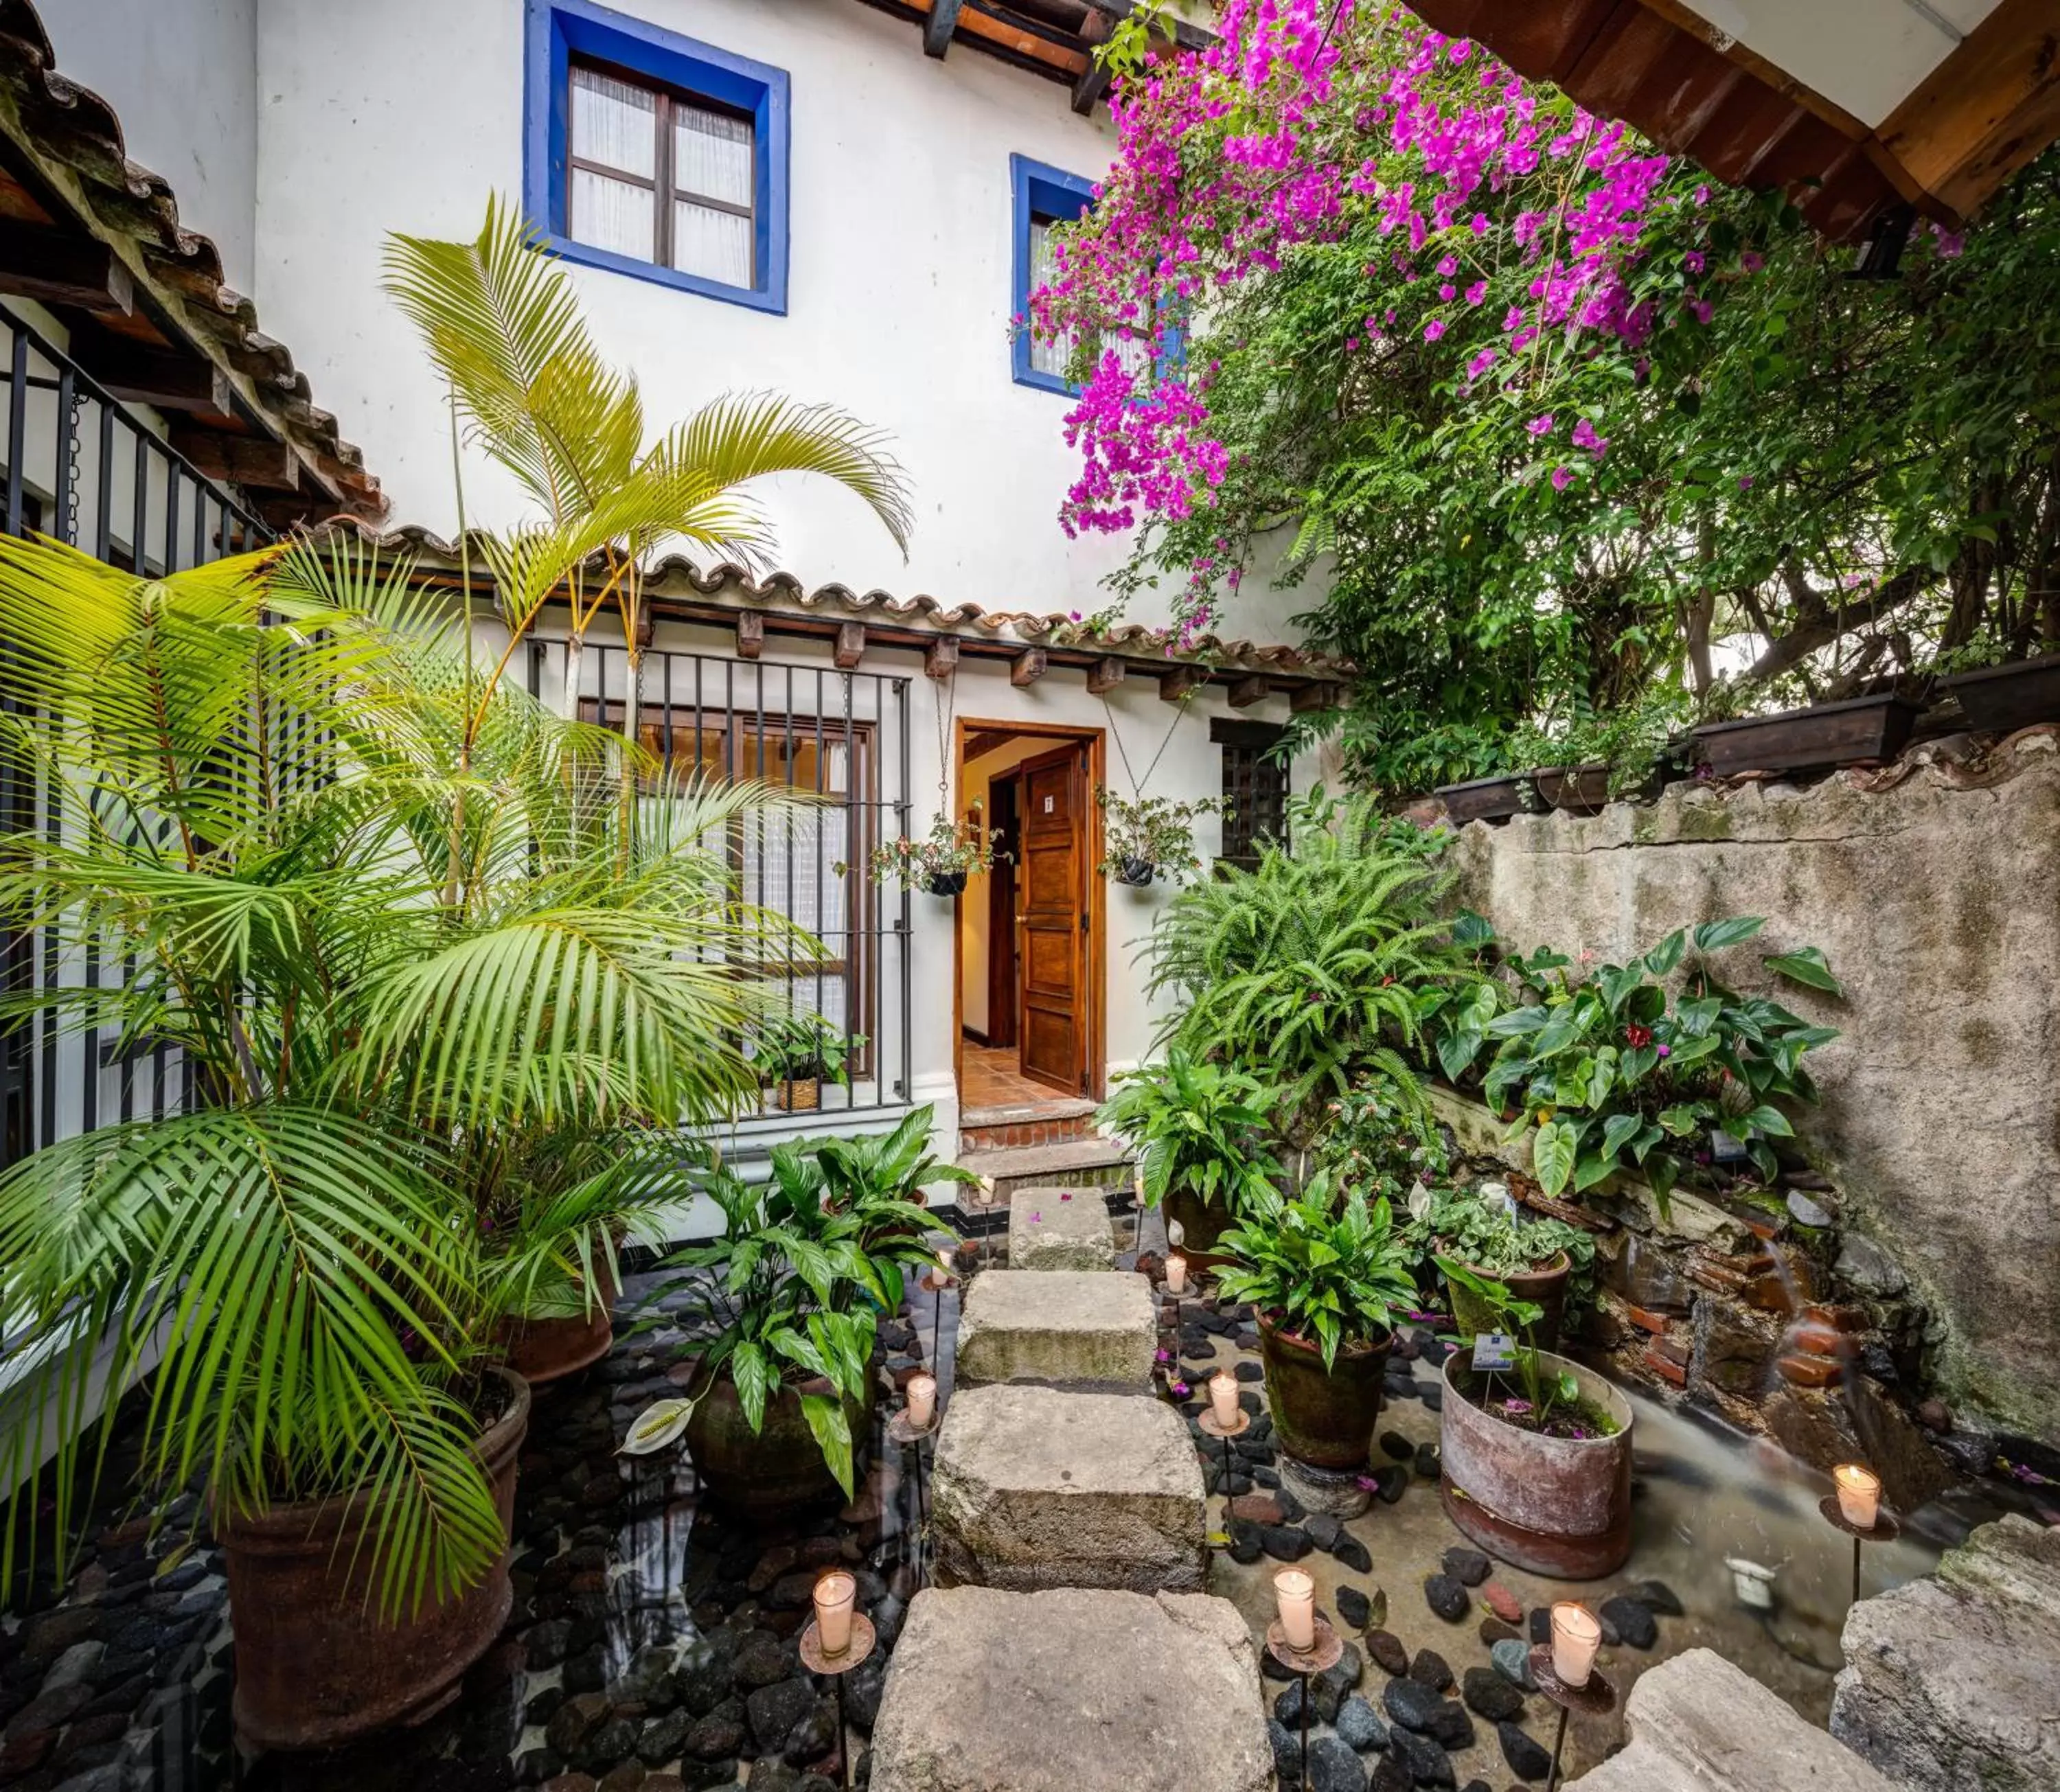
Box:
869 814 995 895
1095 788 1220 886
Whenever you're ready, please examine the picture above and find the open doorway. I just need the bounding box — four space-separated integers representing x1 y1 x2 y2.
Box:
954 720 1105 1120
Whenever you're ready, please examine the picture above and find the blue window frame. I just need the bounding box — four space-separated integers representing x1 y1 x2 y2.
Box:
523 0 790 314
1011 155 1096 395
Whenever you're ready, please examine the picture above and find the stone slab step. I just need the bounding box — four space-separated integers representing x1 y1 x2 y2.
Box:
1566 1648 1897 1791
1831 1512 2060 1791
952 1136 1132 1199
954 1269 1154 1389
870 1585 1270 1792
1008 1186 1115 1269
932 1384 1205 1593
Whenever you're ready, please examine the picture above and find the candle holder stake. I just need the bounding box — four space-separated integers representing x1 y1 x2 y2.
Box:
887 1408 939 1586
1527 1646 1616 1792
1266 1616 1344 1792
800 1613 879 1791
1819 1493 1900 1605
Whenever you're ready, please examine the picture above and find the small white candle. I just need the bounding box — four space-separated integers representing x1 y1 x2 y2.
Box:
1274 1567 1316 1652
1835 1462 1881 1530
1550 1602 1601 1688
937 1246 954 1277
1209 1369 1239 1429
976 1175 996 1208
814 1568 858 1656
906 1372 937 1429
1165 1253 1187 1295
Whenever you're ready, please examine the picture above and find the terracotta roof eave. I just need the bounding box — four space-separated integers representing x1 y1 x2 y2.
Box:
0 0 385 518
318 518 1355 682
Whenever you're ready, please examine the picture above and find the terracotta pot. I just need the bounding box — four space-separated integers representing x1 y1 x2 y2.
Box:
1255 1311 1391 1471
1439 1351 1632 1579
219 1367 529 1752
1440 1250 1572 1351
685 1374 871 1518
1160 1184 1239 1270
499 1258 619 1385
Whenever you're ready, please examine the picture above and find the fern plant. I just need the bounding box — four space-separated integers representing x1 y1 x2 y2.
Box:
1145 796 1461 1139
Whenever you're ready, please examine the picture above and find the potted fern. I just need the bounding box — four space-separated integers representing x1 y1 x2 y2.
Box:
1214 1177 1419 1471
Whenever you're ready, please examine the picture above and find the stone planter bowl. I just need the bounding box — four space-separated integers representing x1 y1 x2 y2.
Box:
1439 1350 1633 1579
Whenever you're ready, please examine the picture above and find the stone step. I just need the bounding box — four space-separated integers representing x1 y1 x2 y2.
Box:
1008 1185 1116 1269
951 1135 1132 1202
1831 1512 2060 1790
870 1585 1270 1792
1566 1648 1897 1791
932 1384 1205 1593
954 1269 1154 1389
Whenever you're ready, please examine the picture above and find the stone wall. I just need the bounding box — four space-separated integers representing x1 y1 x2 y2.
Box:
1445 731 2060 1443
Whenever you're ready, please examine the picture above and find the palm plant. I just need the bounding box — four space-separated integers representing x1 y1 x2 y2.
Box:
1145 796 1458 1138
381 196 915 746
0 531 810 1612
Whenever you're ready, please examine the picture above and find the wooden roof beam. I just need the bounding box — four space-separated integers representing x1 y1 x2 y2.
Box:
1009 647 1048 687
736 612 764 660
1086 656 1125 695
1228 674 1270 709
75 332 230 416
0 220 133 315
167 426 300 490
834 621 867 669
924 0 963 56
1158 665 1204 702
925 636 959 680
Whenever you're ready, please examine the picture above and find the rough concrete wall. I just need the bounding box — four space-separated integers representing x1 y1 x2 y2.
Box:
1447 733 2060 1441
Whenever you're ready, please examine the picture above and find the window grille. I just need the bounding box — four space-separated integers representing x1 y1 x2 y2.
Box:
1212 717 1289 871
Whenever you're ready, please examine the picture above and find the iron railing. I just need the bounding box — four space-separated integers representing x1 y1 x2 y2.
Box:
530 638 917 1122
0 304 270 1171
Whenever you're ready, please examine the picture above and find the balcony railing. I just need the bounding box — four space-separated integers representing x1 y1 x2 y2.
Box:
0 304 270 1171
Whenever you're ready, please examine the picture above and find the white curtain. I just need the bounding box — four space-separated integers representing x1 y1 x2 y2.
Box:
570 66 656 259
742 741 851 1031
673 106 754 286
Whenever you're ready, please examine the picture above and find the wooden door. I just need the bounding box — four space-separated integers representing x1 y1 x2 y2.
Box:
985 775 1020 1049
1016 740 1090 1094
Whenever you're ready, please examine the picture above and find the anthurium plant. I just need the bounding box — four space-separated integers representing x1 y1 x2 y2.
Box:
1095 1050 1282 1213
1431 914 1841 1204
1214 1175 1419 1370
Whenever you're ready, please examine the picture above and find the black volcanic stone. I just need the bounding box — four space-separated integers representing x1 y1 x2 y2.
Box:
1304 1513 1343 1551
1408 1649 1452 1691
1461 1666 1524 1723
1308 1734 1369 1792
1380 1431 1414 1460
1334 1585 1371 1631
1274 1677 1309 1725
1235 1361 1264 1381
1387 1722 1456 1787
1375 1465 1410 1504
1623 1577 1684 1616
1261 1525 1312 1562
1441 1547 1489 1587
1423 1574 1469 1622
686 1700 746 1760
1382 1676 1442 1732
783 1695 837 1765
1601 1595 1658 1649
1498 1719 1553 1781
1419 1384 1443 1412
1529 1607 1553 1644
639 1709 693 1763
1333 1534 1373 1574
1269 1719 1303 1784
1415 1443 1443 1480
1371 1757 1413 1792
1313 1644 1363 1722
1422 1699 1474 1751
746 1676 815 1752
1336 1693 1387 1752
1366 1629 1410 1676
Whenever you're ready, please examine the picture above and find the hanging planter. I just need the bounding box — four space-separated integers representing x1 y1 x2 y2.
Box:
869 814 994 895
1095 788 1219 886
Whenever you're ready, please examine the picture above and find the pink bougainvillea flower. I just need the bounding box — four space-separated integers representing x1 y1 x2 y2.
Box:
1423 318 1445 341
1169 1381 1191 1399
1738 474 1756 491
1029 1211 1042 1223
1526 413 1555 437
1465 279 1487 306
1550 465 1574 490
1060 1191 1073 1201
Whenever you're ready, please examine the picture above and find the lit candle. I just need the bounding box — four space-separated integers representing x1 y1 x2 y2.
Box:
1165 1253 1187 1296
1274 1567 1316 1652
1835 1462 1881 1530
1209 1369 1239 1429
976 1175 996 1208
813 1568 858 1657
906 1372 937 1430
938 1246 954 1278
1550 1602 1601 1689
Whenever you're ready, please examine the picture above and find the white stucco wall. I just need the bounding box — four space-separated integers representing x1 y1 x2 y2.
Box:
38 0 258 294
248 0 1273 633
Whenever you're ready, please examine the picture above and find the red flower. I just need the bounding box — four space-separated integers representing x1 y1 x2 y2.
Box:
1625 1024 1653 1048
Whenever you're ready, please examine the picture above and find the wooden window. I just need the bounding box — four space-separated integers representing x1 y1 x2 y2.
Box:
1212 718 1288 871
568 58 756 288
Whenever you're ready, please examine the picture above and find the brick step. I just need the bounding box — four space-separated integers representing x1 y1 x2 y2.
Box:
959 1096 1099 1154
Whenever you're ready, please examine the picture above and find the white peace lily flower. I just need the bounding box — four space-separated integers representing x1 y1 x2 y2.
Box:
621 1398 696 1456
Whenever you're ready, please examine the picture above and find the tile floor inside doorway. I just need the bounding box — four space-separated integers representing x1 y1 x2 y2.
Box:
959 1040 1073 1113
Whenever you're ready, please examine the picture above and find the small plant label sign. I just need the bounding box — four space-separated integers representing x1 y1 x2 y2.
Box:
1472 1332 1518 1372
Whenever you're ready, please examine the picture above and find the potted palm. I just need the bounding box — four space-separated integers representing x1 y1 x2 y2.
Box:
753 1013 865 1112
1095 1052 1282 1266
1214 1176 1418 1471
1437 1265 1633 1578
1406 1186 1594 1350
647 1108 965 1513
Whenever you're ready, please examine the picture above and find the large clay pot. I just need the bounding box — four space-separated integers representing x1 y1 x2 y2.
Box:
1161 1184 1240 1270
499 1259 618 1385
1441 1250 1571 1351
1256 1311 1391 1471
685 1375 871 1518
1439 1351 1633 1579
218 1367 529 1751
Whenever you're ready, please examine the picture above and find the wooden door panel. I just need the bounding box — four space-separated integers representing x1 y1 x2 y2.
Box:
1016 740 1088 1094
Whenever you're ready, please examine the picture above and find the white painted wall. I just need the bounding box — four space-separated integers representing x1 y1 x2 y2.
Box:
38 0 258 293
249 0 1292 636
